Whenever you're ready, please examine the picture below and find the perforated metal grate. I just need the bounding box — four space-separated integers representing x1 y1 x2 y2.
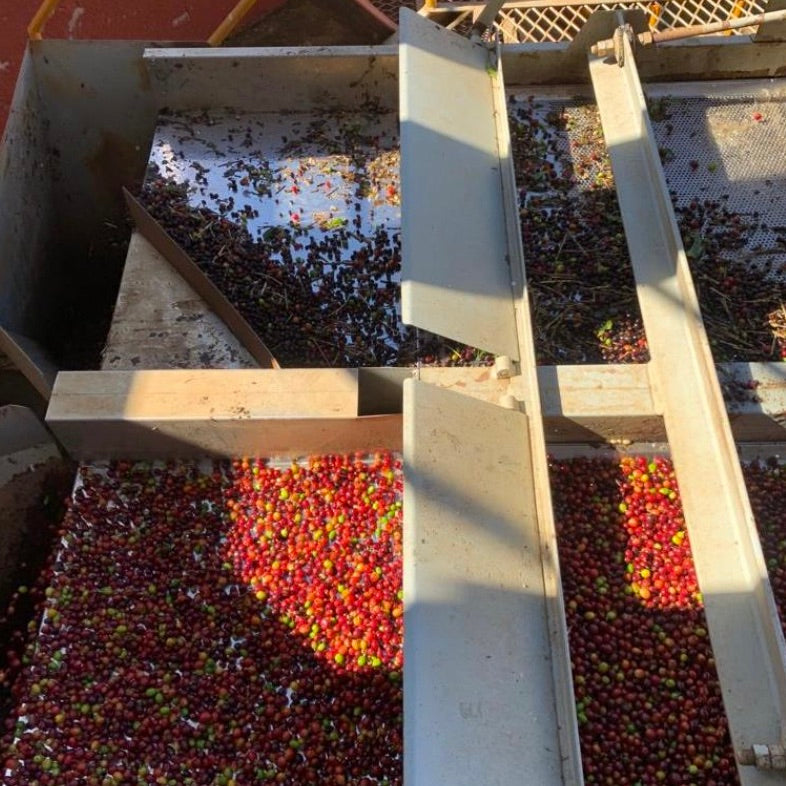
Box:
418 0 767 43
650 92 786 282
648 88 786 361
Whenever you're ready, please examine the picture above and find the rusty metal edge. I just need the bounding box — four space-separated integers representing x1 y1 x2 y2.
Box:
123 188 280 371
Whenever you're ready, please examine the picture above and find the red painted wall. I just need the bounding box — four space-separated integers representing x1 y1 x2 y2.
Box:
0 0 287 137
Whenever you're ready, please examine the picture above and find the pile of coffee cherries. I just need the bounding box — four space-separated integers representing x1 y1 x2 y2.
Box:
509 97 649 364
1 456 403 786
551 455 738 785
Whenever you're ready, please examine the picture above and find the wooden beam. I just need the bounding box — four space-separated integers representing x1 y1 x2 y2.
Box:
48 414 402 461
45 362 786 458
125 191 279 370
48 369 360 420
45 369 404 459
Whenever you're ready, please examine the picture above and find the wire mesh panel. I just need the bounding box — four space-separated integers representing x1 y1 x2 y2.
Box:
417 1 767 42
498 0 766 42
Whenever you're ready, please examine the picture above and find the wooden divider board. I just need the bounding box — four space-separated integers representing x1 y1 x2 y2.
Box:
45 369 401 459
45 364 786 456
103 232 258 371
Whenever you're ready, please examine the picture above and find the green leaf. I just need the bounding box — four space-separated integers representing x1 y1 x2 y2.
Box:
686 234 704 260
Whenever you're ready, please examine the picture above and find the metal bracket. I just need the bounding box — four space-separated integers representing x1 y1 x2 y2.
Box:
469 0 506 43
493 355 514 379
593 23 636 65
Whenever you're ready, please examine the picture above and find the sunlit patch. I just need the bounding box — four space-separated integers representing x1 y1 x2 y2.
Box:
551 455 737 785
224 453 404 674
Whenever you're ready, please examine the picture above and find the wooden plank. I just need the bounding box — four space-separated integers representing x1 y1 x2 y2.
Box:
103 232 258 370
124 191 280 370
48 414 401 461
403 379 563 786
47 362 786 451
399 9 520 359
47 369 359 420
44 369 404 459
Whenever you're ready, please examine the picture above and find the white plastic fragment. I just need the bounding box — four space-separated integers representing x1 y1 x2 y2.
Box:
753 743 771 768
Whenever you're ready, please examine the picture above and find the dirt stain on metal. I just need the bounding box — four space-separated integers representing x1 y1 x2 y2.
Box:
86 130 144 206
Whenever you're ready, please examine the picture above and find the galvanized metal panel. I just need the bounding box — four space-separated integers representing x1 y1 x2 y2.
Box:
399 9 520 359
32 41 158 264
143 47 398 113
0 48 57 341
0 329 58 400
0 405 53 456
403 379 563 785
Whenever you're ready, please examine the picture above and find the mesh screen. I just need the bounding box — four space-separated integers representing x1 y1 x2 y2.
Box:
650 93 786 283
412 0 767 43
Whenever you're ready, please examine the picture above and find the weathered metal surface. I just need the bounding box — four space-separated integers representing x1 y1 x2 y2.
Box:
32 41 158 268
757 0 786 41
143 46 399 113
399 9 520 359
590 38 786 780
495 46 585 785
402 378 563 786
0 329 58 400
500 38 786 85
0 49 57 356
0 405 53 457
